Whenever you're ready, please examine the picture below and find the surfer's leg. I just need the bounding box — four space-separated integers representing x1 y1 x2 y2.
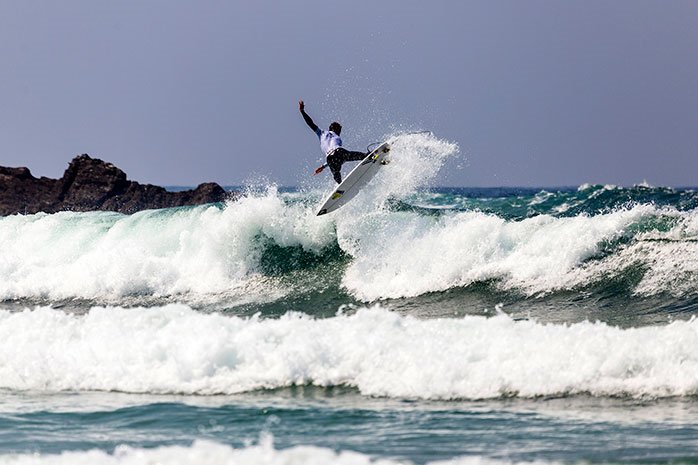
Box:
326 148 367 184
326 151 343 183
342 149 368 162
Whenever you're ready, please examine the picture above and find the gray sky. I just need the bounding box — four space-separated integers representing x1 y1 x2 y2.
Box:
1 1 696 187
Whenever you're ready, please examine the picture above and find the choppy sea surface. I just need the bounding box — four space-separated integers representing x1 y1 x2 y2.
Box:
2 133 698 464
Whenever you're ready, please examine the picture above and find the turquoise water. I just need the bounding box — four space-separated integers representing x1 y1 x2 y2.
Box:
4 392 698 463
1 134 698 464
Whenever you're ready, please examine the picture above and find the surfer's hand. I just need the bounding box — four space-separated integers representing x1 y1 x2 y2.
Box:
299 100 305 112
313 165 324 175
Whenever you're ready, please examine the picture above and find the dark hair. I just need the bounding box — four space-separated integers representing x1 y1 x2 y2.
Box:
329 122 342 134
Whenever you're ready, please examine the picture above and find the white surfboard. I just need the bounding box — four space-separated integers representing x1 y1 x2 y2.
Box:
316 142 391 216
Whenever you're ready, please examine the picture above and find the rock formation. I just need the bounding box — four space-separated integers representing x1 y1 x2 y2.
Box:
0 154 229 216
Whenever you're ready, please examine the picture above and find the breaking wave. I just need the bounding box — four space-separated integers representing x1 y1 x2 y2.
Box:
0 132 697 304
2 305 698 400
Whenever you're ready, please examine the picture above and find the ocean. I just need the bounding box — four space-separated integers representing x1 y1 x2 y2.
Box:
1 133 698 464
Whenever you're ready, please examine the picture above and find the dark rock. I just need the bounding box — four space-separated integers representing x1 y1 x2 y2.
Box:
0 154 230 216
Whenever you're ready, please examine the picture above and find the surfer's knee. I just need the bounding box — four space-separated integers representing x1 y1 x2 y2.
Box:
326 150 343 183
326 152 341 169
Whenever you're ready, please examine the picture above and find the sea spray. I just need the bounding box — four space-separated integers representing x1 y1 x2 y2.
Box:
334 132 459 217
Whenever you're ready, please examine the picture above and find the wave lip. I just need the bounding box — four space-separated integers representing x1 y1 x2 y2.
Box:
2 305 698 400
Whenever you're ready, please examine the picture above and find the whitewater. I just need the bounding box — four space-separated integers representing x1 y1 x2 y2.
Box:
0 438 562 465
2 305 698 399
2 132 698 464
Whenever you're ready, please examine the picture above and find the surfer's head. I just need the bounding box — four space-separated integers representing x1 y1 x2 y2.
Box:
329 122 342 135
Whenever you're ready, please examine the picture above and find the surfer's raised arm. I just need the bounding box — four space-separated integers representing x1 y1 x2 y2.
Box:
299 100 320 136
299 99 366 183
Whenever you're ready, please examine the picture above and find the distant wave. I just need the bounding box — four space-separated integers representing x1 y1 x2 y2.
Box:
2 305 698 400
409 184 698 219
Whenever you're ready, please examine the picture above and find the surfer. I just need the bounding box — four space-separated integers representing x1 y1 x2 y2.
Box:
299 100 367 183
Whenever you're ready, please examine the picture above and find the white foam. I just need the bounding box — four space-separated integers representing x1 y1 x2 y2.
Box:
0 187 335 301
0 438 557 465
528 191 553 206
2 305 698 400
340 205 657 300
